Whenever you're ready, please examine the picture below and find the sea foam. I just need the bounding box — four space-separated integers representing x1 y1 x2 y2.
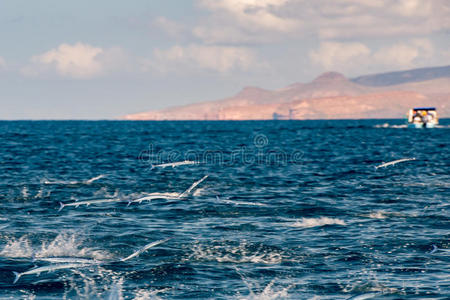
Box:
289 217 346 228
235 273 294 300
0 233 111 260
190 241 284 264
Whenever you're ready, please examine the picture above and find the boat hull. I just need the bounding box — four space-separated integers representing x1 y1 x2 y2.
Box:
407 123 436 128
408 123 424 128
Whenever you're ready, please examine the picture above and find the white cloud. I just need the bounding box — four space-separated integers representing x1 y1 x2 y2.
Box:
391 0 432 17
373 39 434 68
309 42 371 71
25 43 103 78
154 17 186 38
193 26 276 45
199 0 297 32
193 0 300 44
22 43 129 79
310 39 436 73
441 49 450 63
304 0 450 39
149 44 260 73
187 0 450 44
373 44 420 68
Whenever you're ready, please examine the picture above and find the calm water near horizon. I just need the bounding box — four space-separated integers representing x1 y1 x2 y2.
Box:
0 120 449 299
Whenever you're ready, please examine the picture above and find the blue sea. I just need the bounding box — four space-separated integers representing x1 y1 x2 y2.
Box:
0 120 449 299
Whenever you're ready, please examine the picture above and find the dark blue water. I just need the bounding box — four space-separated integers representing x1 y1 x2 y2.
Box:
0 120 448 299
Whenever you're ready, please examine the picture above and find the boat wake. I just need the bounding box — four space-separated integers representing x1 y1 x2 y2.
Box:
374 123 450 129
374 123 407 128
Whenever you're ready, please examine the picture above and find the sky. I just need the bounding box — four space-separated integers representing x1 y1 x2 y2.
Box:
1 0 449 119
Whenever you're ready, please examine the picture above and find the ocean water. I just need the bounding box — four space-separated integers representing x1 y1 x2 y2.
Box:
0 120 448 299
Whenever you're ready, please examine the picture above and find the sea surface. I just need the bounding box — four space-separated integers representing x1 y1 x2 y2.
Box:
0 120 449 299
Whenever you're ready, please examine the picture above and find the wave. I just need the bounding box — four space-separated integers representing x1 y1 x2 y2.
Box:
237 280 293 300
189 241 284 264
5 186 51 202
374 123 407 128
235 269 293 300
366 211 388 219
363 211 412 219
397 182 450 188
361 210 414 219
63 268 124 299
288 217 346 228
374 123 450 129
0 236 33 257
106 278 123 300
341 270 401 297
134 288 172 300
343 283 399 297
0 233 111 260
193 187 206 196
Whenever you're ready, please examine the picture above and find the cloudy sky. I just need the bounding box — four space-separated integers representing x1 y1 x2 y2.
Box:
1 0 449 119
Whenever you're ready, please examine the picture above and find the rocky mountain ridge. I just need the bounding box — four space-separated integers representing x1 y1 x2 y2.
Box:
124 66 450 120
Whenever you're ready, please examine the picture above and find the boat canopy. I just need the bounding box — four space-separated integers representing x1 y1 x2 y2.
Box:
413 107 436 111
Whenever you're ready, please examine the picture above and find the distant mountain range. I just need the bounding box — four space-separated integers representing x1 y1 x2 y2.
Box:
124 65 450 120
352 65 450 86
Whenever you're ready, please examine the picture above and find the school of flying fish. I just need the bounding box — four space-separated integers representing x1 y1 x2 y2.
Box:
12 238 172 283
58 174 208 210
10 160 206 284
9 156 424 287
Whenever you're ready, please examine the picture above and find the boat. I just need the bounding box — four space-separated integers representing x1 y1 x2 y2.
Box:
407 107 438 128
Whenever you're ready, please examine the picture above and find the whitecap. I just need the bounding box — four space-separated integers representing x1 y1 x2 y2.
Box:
134 288 171 300
366 211 387 219
341 271 400 296
0 233 111 260
373 123 407 129
189 241 284 264
289 217 346 228
235 274 293 300
106 278 124 300
193 187 206 196
362 210 408 219
35 233 111 260
0 236 33 257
